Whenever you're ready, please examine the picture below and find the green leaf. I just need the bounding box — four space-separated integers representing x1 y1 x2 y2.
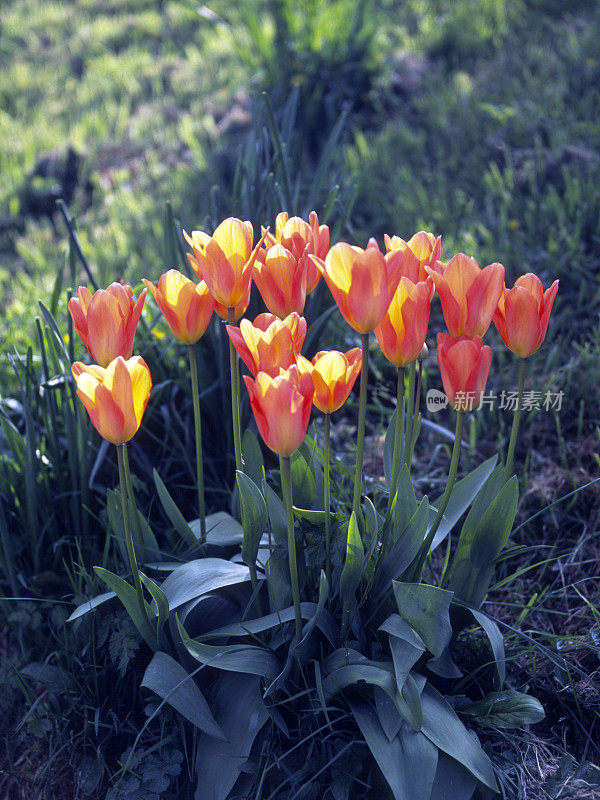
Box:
93 566 156 650
468 476 518 568
160 558 251 611
392 583 453 657
67 590 117 622
290 449 316 509
429 753 477 800
177 617 279 678
266 484 287 545
467 606 506 687
383 407 402 490
141 651 226 739
236 471 268 567
420 686 498 791
457 690 545 728
265 548 292 611
197 512 243 547
140 572 169 645
241 429 264 490
339 512 364 606
381 615 426 692
379 497 428 591
153 469 196 546
349 699 438 800
393 465 418 543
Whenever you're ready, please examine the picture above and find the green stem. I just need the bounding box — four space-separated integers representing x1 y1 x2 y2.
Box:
117 444 155 646
352 333 370 519
188 344 206 541
122 443 144 561
248 563 263 617
386 366 406 518
323 413 332 586
227 307 243 472
409 359 423 462
408 411 464 581
403 361 416 467
281 455 302 644
505 358 527 481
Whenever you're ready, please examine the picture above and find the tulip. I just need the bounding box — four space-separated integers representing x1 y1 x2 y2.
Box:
426 253 504 338
68 283 146 367
184 217 265 309
142 270 215 345
227 313 307 378
299 348 362 415
384 230 442 284
436 333 492 412
374 277 431 367
243 365 314 458
263 211 329 294
71 356 152 445
493 273 559 358
310 239 402 334
253 243 308 318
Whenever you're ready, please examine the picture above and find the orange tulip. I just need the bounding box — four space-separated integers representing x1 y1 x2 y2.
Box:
436 333 491 412
493 274 559 358
298 348 362 414
263 211 329 294
226 312 306 377
243 365 314 456
425 253 504 338
309 239 402 334
384 231 442 284
374 277 431 366
213 280 252 323
68 283 146 368
184 217 265 308
71 356 152 444
253 243 308 318
142 270 215 345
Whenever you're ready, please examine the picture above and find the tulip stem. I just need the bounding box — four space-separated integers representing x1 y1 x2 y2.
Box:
281 455 302 645
386 366 406 519
404 361 416 468
408 411 464 581
352 333 370 519
121 444 145 561
188 344 206 542
227 307 243 472
117 444 155 647
409 359 423 462
323 413 332 586
505 358 527 481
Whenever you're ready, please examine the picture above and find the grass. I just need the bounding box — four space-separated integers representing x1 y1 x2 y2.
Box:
0 0 599 797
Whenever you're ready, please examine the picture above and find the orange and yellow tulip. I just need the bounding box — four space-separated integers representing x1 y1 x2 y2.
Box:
374 277 431 367
243 365 314 456
384 231 442 284
142 270 215 345
310 239 402 334
426 253 504 338
71 356 152 445
253 243 308 318
184 217 265 308
68 283 146 367
263 211 329 294
299 348 362 414
226 312 306 377
493 273 559 358
436 333 491 412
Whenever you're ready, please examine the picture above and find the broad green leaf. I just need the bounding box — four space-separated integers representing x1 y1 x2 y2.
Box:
160 558 251 611
395 672 424 731
141 651 225 740
266 548 292 611
266 484 287 545
420 686 498 791
429 753 477 800
241 429 264 489
290 449 316 509
349 699 438 800
236 471 268 567
384 618 426 692
339 512 364 606
190 512 243 547
467 606 506 687
323 662 396 700
140 572 169 645
153 469 196 546
383 407 401 490
457 690 545 728
393 465 418 543
468 476 518 568
67 590 116 622
177 616 279 678
194 672 268 800
364 496 380 542
429 456 497 551
379 497 428 591
93 566 156 650
393 582 453 657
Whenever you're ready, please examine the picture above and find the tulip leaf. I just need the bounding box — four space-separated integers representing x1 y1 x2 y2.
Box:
420 685 498 791
140 572 169 646
265 548 292 612
392 582 453 658
465 605 506 687
236 471 268 567
429 753 477 800
190 512 243 547
266 484 287 545
93 566 156 650
455 690 545 729
153 468 196 546
241 429 264 490
290 449 316 509
468 476 519 568
393 465 418 542
177 616 279 678
339 511 364 606
378 497 428 592
67 590 117 622
141 651 226 740
160 558 251 611
382 615 426 691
